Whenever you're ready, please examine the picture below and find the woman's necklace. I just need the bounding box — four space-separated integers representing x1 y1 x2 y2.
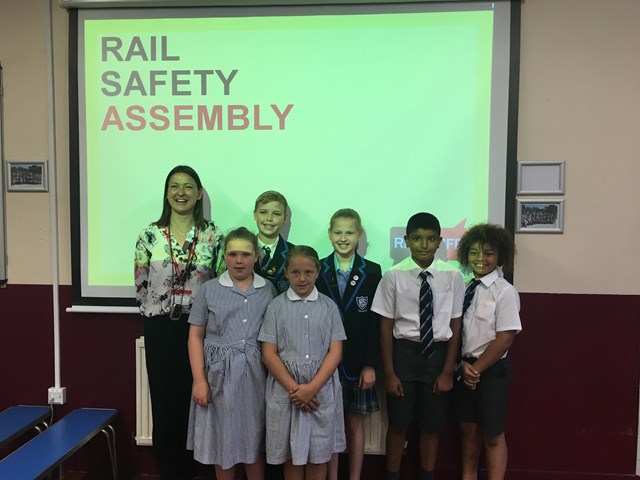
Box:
170 223 193 235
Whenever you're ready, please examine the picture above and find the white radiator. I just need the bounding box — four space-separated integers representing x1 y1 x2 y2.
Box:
135 337 153 446
363 384 386 455
134 336 386 453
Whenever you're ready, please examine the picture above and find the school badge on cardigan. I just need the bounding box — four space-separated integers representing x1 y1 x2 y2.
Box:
356 296 368 312
278 279 290 292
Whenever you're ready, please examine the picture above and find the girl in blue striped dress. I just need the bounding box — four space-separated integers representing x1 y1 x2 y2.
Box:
259 245 347 480
187 227 277 480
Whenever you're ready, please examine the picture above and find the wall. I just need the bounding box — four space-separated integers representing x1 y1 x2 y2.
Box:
1 0 70 285
514 0 640 294
0 0 638 478
2 286 636 478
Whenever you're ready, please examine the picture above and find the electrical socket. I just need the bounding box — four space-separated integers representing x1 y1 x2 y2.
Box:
48 387 67 405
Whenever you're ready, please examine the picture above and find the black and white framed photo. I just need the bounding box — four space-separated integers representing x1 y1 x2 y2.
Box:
517 161 565 195
516 199 564 233
6 161 48 192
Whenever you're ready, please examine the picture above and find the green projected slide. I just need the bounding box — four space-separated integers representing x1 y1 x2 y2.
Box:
77 5 505 299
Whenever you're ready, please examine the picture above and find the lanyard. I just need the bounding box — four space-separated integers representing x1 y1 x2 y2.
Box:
164 226 199 287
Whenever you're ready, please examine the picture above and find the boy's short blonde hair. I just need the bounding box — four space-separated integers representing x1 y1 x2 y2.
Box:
254 191 288 212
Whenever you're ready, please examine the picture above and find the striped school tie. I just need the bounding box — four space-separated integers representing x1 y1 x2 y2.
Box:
456 279 482 381
260 246 271 269
419 271 435 358
462 279 481 316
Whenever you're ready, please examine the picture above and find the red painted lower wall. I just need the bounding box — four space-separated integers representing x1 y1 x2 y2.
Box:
0 285 638 478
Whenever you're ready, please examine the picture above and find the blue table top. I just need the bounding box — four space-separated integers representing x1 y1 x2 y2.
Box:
0 408 117 480
0 405 51 447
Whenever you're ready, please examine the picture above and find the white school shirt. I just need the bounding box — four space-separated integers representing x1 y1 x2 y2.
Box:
258 236 280 262
462 269 522 359
371 257 464 342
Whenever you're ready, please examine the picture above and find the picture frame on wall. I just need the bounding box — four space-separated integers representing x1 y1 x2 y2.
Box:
6 161 48 192
516 199 564 233
517 161 565 195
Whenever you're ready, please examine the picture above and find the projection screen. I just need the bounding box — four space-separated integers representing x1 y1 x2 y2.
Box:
68 0 519 307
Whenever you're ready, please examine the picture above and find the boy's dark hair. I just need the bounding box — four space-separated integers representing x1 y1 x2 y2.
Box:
285 245 320 271
457 223 516 273
406 212 441 236
224 226 258 253
155 165 207 229
254 190 288 212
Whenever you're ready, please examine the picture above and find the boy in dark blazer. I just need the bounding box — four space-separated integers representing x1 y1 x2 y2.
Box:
253 190 293 480
253 191 294 294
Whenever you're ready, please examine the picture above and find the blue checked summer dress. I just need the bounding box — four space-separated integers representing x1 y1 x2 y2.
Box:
187 272 276 469
258 287 347 466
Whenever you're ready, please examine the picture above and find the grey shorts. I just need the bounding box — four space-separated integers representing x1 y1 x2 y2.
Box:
454 357 511 437
386 338 448 433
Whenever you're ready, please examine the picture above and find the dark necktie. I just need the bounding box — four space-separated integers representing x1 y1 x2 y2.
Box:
261 246 271 269
462 279 481 316
456 278 483 380
419 271 435 358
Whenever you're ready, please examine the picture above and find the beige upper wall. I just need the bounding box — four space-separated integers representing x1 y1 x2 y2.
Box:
514 0 640 294
0 0 69 285
0 0 638 293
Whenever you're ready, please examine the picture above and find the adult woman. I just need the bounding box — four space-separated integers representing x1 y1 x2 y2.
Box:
135 165 223 479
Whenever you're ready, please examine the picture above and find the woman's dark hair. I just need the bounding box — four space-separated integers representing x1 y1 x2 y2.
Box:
457 223 516 274
224 227 258 253
154 165 207 229
284 245 321 271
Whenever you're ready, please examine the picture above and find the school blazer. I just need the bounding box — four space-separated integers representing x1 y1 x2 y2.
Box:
317 253 382 380
254 234 293 294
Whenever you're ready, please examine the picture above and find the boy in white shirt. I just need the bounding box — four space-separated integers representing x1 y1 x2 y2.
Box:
455 223 521 480
372 212 464 480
